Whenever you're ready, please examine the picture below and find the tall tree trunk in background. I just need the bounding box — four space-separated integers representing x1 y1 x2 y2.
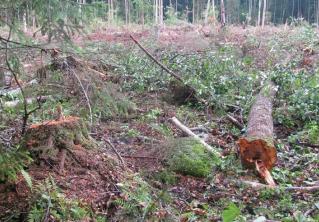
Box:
220 0 226 26
159 0 163 25
212 0 215 23
111 0 114 22
107 0 114 24
307 0 310 22
128 0 131 24
162 0 164 24
196 0 199 23
292 0 295 18
23 8 27 31
204 0 210 24
78 0 83 26
32 9 36 29
141 8 145 26
257 0 261 26
317 0 319 27
261 0 266 28
193 0 195 23
281 2 287 23
272 0 276 23
108 0 111 23
176 0 178 13
248 0 252 24
154 0 158 24
125 0 128 25
297 0 301 18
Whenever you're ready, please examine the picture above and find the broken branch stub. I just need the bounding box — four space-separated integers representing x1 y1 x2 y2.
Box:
238 82 278 185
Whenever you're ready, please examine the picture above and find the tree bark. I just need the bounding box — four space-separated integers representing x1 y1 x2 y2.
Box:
238 82 277 186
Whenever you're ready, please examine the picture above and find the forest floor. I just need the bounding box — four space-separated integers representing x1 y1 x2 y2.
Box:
0 24 319 222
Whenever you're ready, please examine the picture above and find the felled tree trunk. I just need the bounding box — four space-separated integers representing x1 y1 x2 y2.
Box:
238 82 277 186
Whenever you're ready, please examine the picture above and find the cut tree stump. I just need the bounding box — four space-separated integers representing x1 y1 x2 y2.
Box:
238 82 278 186
24 114 96 174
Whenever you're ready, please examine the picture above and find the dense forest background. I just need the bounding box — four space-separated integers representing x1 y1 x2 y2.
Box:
1 0 319 30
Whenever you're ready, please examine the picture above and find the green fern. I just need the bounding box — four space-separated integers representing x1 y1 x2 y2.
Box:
20 169 33 190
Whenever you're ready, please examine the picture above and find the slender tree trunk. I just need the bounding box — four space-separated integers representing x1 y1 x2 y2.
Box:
220 0 226 26
78 0 83 26
248 0 252 24
307 0 310 22
154 0 158 24
159 0 163 25
257 0 261 26
272 0 276 23
291 0 295 18
193 0 195 23
261 0 266 28
23 10 27 31
204 0 210 24
128 0 131 24
298 0 301 18
196 0 199 23
212 0 215 23
176 0 178 13
125 0 128 25
141 8 145 26
111 0 114 22
32 10 36 29
317 0 319 27
107 0 110 23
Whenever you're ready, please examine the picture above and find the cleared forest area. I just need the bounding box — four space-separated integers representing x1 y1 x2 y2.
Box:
0 1 318 222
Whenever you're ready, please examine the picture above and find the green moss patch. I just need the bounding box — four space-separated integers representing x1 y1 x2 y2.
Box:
164 138 218 177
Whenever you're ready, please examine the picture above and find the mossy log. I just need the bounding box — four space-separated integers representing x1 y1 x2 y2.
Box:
24 116 96 173
238 82 277 186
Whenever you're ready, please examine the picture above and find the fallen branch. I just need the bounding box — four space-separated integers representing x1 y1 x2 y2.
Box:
226 114 244 130
236 180 319 192
170 117 221 157
129 34 183 83
121 155 158 159
291 141 319 149
4 96 50 108
130 34 208 106
104 139 126 169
